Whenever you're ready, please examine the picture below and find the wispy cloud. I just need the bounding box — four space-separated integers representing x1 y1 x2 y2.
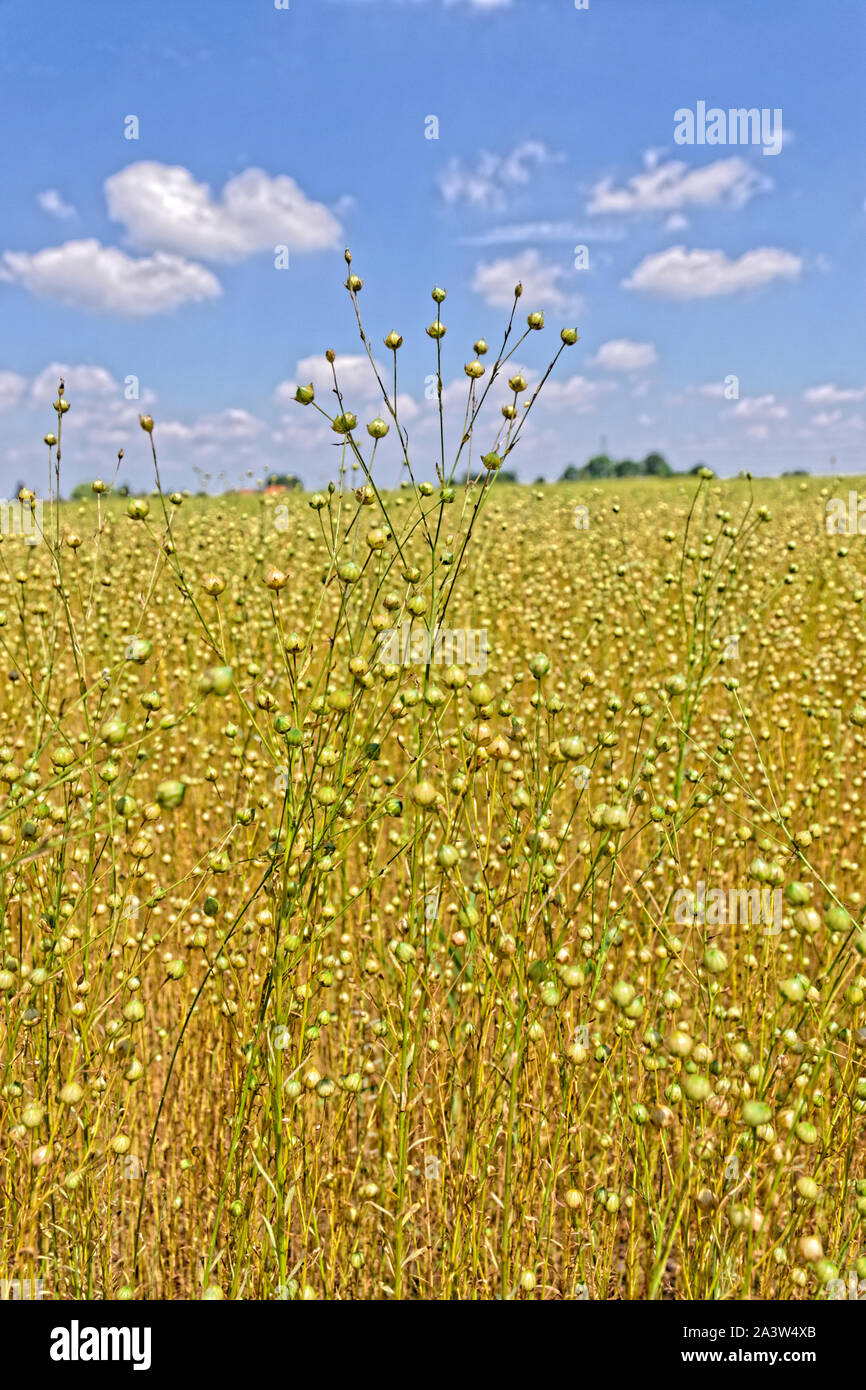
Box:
460 221 623 246
437 141 561 210
37 189 77 221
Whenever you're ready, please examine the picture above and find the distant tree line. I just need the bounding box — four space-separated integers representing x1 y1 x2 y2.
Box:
557 452 711 481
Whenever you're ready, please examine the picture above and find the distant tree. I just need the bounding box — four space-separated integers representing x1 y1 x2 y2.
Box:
614 458 642 477
70 482 93 501
118 483 130 497
560 464 581 481
497 470 518 483
583 453 615 479
266 473 302 490
533 475 546 485
643 451 672 477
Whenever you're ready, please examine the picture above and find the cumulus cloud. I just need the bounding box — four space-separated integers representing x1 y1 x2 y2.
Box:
731 395 788 421
471 249 578 311
0 371 27 412
804 383 866 405
438 141 561 210
280 354 382 402
538 374 615 413
623 245 802 299
587 156 769 216
157 409 265 444
28 363 122 404
277 355 420 422
0 239 222 315
592 340 658 372
37 189 77 220
105 162 342 262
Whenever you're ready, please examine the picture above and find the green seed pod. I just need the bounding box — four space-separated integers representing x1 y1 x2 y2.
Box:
201 665 234 697
125 638 152 664
682 1075 712 1103
560 965 585 991
703 948 729 974
611 980 635 1009
785 881 811 906
779 976 807 1003
155 780 186 810
742 1100 773 1127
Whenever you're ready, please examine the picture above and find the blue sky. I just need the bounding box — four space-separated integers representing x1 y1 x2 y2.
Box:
0 0 864 492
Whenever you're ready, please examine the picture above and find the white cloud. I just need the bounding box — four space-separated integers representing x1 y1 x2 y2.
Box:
623 245 802 299
278 354 383 403
732 395 788 421
105 162 341 262
592 340 657 372
538 374 615 413
471 249 578 311
810 411 864 432
28 363 120 404
438 141 560 210
460 221 622 246
277 356 420 422
587 156 769 216
0 239 221 316
37 189 77 221
157 409 265 444
804 383 866 405
0 371 27 412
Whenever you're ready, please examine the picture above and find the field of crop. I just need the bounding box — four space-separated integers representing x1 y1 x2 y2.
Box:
2 287 866 1301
